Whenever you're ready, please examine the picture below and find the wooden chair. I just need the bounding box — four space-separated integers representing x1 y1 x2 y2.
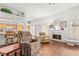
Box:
17 31 23 43
5 31 15 45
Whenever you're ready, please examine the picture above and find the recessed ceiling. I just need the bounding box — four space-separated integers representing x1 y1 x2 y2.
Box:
0 3 79 20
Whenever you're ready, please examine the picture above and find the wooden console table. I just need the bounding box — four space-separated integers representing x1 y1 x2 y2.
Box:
0 43 20 56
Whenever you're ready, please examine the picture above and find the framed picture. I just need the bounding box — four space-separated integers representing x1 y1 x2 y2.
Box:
61 21 67 27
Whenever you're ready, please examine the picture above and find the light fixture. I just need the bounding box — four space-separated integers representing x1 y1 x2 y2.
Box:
48 3 55 5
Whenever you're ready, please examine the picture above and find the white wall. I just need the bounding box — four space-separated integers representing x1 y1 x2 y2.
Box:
31 5 79 24
30 5 79 40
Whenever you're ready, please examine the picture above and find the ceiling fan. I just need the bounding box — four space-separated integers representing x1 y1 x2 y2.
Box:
48 3 55 5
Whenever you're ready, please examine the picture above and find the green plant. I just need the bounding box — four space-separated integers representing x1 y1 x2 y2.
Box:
0 8 12 14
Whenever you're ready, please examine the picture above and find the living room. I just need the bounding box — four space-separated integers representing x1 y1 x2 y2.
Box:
0 3 79 56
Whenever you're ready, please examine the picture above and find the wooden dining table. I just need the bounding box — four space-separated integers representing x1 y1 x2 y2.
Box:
0 43 20 56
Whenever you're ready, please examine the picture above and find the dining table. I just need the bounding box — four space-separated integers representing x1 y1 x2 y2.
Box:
0 43 20 56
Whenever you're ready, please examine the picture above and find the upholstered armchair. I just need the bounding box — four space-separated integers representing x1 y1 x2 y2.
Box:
20 31 41 55
39 32 50 44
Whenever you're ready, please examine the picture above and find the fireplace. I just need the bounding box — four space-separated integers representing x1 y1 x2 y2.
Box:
53 34 61 40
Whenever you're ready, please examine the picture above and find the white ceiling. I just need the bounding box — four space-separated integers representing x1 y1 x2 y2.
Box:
0 3 79 20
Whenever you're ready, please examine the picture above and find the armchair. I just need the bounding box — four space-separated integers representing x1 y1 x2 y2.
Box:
39 32 50 44
20 31 41 56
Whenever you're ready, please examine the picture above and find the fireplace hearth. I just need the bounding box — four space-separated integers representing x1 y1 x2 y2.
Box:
53 34 61 40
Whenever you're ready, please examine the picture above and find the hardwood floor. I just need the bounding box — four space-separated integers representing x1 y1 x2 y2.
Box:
38 40 79 56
